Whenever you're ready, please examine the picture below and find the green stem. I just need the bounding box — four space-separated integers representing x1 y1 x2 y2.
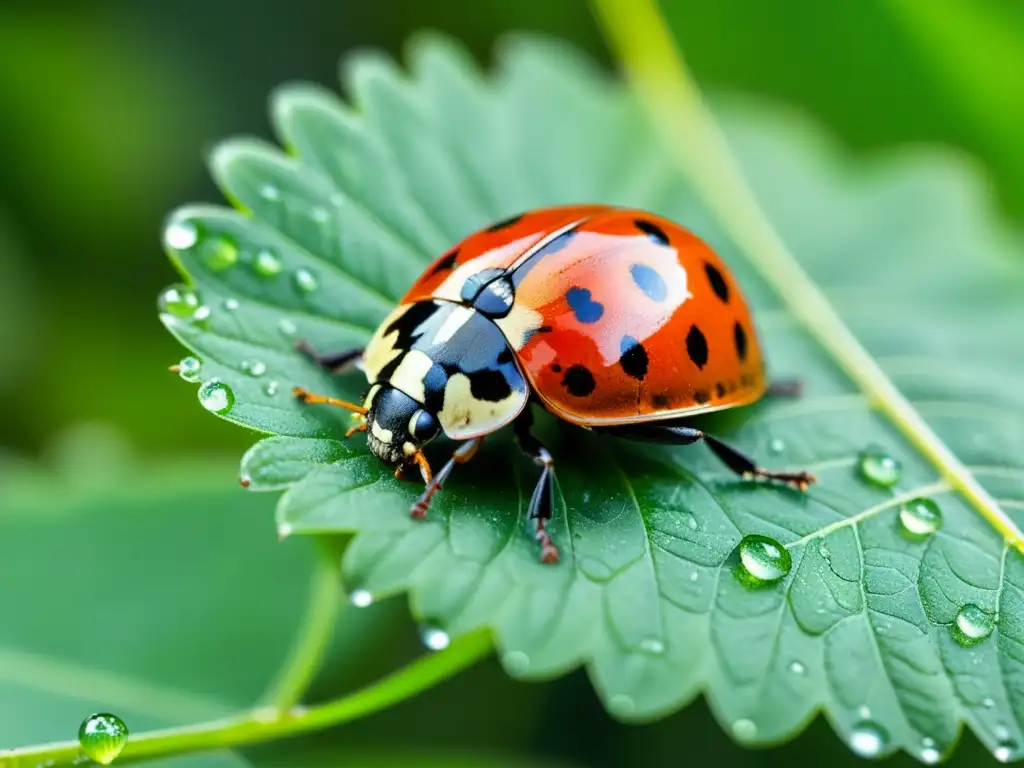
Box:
0 630 492 767
262 541 343 709
589 0 1024 554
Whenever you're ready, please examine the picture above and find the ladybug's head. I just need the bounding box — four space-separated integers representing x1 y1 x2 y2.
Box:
364 384 441 471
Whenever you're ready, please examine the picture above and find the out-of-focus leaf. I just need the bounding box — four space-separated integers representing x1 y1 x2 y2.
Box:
159 33 1024 762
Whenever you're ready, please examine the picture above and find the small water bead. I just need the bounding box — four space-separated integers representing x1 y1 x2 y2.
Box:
328 192 345 207
608 695 635 717
731 719 758 740
952 604 995 647
263 380 279 397
419 625 450 651
995 740 1019 763
158 285 200 319
735 534 792 587
857 705 872 719
899 497 943 539
223 298 240 312
164 220 198 250
259 182 281 201
242 360 267 378
197 380 234 414
78 713 129 765
278 318 297 337
849 721 889 758
293 268 318 294
502 650 531 675
984 697 997 709
857 448 902 488
639 637 665 655
193 305 212 323
769 438 786 455
176 356 202 383
202 236 239 272
310 206 330 223
349 589 373 608
788 660 806 675
254 249 283 277
920 737 940 764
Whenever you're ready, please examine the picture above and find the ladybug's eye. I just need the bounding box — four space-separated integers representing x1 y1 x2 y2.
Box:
410 409 440 442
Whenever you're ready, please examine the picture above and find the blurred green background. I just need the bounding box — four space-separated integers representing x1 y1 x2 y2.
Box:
1 0 1022 765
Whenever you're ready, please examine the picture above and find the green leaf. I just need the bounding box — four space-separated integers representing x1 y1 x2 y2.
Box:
159 33 1024 762
0 458 385 766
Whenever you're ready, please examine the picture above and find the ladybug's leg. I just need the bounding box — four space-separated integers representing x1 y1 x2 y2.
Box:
295 339 364 375
766 379 803 398
410 437 484 520
605 424 815 492
514 410 559 564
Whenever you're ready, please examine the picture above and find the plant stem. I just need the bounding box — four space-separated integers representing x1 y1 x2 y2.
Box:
0 630 492 767
589 0 1024 554
262 541 343 709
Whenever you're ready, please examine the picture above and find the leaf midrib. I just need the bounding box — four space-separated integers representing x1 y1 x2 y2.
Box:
590 0 1024 555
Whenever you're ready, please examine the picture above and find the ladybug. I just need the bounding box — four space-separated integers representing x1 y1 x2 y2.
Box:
292 205 815 563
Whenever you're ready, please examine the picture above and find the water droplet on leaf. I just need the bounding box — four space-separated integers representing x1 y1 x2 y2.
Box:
254 249 283 277
176 356 201 383
995 740 1019 763
769 438 785 455
899 497 942 539
279 319 297 337
920 738 940 764
640 637 665 655
502 650 530 675
732 719 757 740
984 697 996 708
223 298 240 312
857 448 902 488
293 268 318 294
202 235 238 272
198 380 234 414
263 380 279 397
735 534 792 587
952 604 995 646
158 285 201 319
242 360 267 378
259 182 280 201
849 721 889 758
164 220 198 250
609 694 635 717
310 206 330 223
349 589 373 608
419 625 450 651
788 660 806 675
78 713 128 765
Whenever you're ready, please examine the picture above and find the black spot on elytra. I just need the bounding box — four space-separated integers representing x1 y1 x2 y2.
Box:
566 287 604 324
551 363 562 373
734 322 748 362
704 262 729 303
429 249 459 276
715 381 727 398
630 264 667 302
468 368 513 402
618 336 648 380
561 365 595 397
686 325 709 369
694 389 710 404
536 325 553 334
652 394 672 408
496 347 514 365
740 373 755 387
487 213 524 232
634 219 670 246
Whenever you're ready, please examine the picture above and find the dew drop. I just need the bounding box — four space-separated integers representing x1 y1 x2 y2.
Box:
920 737 940 764
349 589 373 608
849 721 889 758
689 571 699 582
158 285 201 319
193 305 211 323
223 297 240 312
242 360 267 378
176 356 202 383
78 713 128 765
769 438 786 455
259 182 280 201
279 318 297 337
609 694 635 717
995 740 1019 763
198 380 234 414
857 705 872 719
984 697 997 709
164 220 198 250
263 380 279 397
293 268 318 294
310 206 330 223
732 718 758 740
735 534 792 587
857 448 902 488
419 625 450 651
502 650 530 675
899 497 943 539
640 637 665 655
277 523 292 540
328 192 344 207
202 235 239 272
952 604 995 647
254 249 283 277
788 660 806 675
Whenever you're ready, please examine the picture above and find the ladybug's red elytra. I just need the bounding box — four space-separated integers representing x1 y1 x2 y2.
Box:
292 205 815 563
